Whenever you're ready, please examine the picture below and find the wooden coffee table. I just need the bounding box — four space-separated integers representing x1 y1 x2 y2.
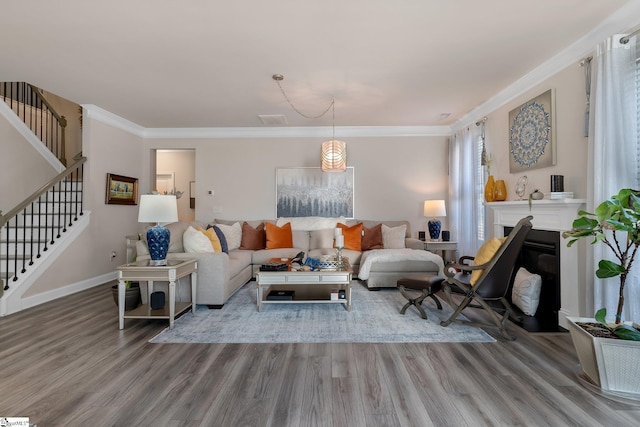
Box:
256 259 352 312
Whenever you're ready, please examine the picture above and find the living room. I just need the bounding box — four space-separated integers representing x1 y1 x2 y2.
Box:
0 1 640 426
1 3 637 315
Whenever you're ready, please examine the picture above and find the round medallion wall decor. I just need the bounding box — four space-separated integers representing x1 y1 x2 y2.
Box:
509 101 551 168
507 89 556 173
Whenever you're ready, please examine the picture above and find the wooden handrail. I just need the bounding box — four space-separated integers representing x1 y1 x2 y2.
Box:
26 84 66 124
0 153 86 228
27 84 67 165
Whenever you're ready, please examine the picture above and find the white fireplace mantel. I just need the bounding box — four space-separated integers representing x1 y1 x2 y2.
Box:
488 199 586 329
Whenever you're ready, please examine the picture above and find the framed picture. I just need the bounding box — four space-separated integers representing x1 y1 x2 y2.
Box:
508 89 556 172
276 167 354 218
106 173 138 205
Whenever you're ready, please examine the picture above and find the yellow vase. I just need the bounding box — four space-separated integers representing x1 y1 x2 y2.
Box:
484 175 496 202
494 179 507 201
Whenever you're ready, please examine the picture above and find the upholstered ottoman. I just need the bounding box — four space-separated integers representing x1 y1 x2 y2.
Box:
397 276 444 319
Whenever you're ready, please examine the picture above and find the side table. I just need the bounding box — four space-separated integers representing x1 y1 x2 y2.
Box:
117 258 197 330
424 241 458 263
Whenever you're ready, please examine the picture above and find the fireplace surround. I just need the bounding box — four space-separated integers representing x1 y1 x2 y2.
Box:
488 199 586 329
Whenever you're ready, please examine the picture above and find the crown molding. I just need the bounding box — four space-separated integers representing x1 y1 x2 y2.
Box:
142 125 452 139
82 105 452 138
83 104 146 137
451 1 640 133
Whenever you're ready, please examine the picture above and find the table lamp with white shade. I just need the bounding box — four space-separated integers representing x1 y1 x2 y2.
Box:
138 194 178 266
423 199 446 241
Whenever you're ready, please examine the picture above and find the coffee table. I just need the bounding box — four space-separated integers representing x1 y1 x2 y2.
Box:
256 260 352 312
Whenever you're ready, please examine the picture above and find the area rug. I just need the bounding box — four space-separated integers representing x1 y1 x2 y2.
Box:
149 281 495 344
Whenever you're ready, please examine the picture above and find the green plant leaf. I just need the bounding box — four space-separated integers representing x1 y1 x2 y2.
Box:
596 260 625 278
613 324 640 341
595 308 607 325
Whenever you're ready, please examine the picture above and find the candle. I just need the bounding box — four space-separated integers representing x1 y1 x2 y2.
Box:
335 235 344 248
334 227 342 237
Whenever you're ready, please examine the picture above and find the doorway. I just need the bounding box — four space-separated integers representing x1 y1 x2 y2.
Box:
155 149 196 222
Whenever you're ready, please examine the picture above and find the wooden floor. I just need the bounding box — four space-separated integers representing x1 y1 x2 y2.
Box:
1 283 639 427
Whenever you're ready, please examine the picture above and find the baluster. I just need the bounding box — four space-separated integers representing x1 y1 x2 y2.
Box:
46 189 52 248
37 195 42 259
21 207 26 274
29 201 34 266
56 181 62 239
63 178 69 231
12 216 18 281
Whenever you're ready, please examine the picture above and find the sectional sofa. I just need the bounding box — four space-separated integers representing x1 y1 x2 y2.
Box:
135 217 444 307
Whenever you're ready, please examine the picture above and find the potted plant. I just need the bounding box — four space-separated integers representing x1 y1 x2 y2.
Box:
111 281 141 311
563 188 640 396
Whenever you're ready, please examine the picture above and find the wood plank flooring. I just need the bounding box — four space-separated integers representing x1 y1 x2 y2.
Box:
1 282 639 427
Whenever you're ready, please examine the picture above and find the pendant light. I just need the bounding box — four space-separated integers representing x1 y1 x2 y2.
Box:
272 74 346 172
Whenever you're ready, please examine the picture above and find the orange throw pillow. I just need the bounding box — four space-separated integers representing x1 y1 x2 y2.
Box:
337 222 363 251
265 222 293 249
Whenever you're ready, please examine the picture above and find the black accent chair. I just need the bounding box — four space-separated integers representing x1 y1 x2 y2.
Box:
439 216 533 340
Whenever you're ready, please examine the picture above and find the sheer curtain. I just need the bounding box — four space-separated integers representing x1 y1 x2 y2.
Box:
449 126 482 257
587 34 639 320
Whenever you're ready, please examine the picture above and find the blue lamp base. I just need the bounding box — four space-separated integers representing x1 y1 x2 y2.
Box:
428 219 441 241
147 225 170 266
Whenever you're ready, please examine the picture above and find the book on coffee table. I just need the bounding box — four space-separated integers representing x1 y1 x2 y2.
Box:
266 290 295 300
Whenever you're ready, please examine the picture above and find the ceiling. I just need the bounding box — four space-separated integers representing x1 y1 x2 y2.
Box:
0 1 635 129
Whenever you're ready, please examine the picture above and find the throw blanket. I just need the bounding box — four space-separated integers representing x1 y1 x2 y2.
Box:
358 249 445 280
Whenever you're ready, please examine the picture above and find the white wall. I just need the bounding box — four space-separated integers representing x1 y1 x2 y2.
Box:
24 117 145 296
145 135 450 237
0 113 57 212
482 61 588 204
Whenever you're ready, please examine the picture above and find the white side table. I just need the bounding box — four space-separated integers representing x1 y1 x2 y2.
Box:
424 241 458 263
117 258 197 330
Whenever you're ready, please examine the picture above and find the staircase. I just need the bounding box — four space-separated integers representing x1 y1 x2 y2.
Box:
1 81 87 301
1 178 84 290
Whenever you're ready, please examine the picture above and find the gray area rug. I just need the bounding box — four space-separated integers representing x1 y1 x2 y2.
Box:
150 281 495 344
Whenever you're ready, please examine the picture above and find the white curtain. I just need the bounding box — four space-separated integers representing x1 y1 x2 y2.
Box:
587 35 639 320
449 126 482 257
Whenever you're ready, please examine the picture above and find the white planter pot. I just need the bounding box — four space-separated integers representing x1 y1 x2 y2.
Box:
567 317 640 396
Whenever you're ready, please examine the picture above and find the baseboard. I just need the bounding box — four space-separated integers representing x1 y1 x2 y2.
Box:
19 271 117 313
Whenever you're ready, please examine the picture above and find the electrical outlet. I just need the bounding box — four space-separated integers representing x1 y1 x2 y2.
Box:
212 207 222 214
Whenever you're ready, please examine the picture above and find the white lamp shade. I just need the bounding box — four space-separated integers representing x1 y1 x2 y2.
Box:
423 200 446 217
138 194 179 224
321 140 347 172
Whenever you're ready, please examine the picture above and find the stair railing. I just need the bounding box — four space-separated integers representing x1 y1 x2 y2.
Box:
1 153 86 291
0 82 67 165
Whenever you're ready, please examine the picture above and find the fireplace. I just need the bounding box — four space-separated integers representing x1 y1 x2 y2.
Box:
504 226 561 332
488 199 586 329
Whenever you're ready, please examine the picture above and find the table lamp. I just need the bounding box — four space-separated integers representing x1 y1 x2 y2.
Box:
138 194 178 266
423 199 446 241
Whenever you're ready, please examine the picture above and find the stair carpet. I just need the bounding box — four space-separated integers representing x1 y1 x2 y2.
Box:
1 181 82 287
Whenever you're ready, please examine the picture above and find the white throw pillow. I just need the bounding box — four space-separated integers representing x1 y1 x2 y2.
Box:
183 226 214 253
216 222 242 250
512 267 542 316
381 224 406 249
276 216 346 231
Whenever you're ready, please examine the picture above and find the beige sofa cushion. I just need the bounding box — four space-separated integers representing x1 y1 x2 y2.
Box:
309 229 334 250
